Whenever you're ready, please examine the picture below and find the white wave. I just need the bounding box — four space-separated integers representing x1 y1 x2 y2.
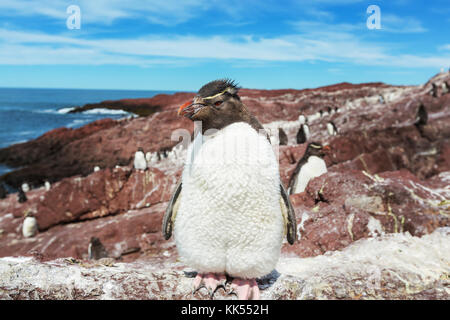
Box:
8 140 27 145
66 119 90 128
82 108 130 115
57 107 75 114
40 109 57 114
17 131 35 136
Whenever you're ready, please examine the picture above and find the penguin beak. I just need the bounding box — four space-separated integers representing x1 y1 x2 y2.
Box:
322 145 331 154
178 100 205 119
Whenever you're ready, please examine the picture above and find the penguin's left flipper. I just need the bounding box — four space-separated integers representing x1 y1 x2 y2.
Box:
162 181 182 240
280 183 297 245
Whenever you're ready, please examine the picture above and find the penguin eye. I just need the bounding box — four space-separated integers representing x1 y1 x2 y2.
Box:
214 101 223 107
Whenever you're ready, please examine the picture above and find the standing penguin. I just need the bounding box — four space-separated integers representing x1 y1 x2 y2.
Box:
145 151 152 163
278 127 288 145
18 188 27 203
44 181 51 191
430 83 437 97
288 142 329 195
0 184 6 199
163 79 296 300
88 237 109 260
296 124 310 144
326 121 338 136
22 213 38 238
134 147 147 171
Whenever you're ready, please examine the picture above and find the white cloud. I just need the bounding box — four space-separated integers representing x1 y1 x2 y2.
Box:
380 14 427 33
0 0 211 25
0 28 449 69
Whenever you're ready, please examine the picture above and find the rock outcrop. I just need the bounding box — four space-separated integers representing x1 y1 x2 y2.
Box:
1 227 448 300
0 72 449 299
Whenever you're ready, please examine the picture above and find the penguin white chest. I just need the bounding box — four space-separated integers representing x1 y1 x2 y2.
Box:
327 122 336 136
294 155 327 193
134 152 147 170
175 122 284 278
22 217 38 238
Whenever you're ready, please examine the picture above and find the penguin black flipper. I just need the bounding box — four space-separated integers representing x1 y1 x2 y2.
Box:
287 157 303 195
162 180 182 240
280 183 297 245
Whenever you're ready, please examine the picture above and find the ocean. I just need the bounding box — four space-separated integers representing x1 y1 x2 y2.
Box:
0 88 173 176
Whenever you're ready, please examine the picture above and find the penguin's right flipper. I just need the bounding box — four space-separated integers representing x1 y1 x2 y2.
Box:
280 183 297 245
162 181 182 240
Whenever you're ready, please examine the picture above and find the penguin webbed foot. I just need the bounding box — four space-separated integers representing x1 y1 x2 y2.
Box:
192 273 227 299
230 278 260 300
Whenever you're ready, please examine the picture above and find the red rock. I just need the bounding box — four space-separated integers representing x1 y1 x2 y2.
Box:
0 72 449 263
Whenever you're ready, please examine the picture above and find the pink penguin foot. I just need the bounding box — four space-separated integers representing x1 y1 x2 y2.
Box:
192 273 227 298
230 278 260 300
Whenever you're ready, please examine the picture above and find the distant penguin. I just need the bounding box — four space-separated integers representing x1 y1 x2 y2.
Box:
415 104 428 127
21 183 30 193
148 152 158 164
94 166 100 172
298 114 306 125
288 142 329 195
0 184 6 199
378 95 385 104
134 147 147 171
18 188 27 203
442 82 449 94
327 121 338 136
319 110 324 117
326 106 332 114
430 83 437 97
44 181 51 191
22 213 38 238
296 124 310 144
334 107 339 113
278 128 288 145
145 152 152 163
88 237 109 260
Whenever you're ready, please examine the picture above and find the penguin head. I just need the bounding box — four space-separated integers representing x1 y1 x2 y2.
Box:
137 147 144 153
90 237 101 245
178 79 246 130
307 142 330 157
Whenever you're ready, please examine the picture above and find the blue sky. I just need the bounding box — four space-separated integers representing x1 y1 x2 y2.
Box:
0 0 449 91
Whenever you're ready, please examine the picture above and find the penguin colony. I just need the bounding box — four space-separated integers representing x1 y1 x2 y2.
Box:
163 79 296 300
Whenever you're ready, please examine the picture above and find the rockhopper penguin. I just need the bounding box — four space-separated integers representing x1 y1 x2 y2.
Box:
288 142 329 195
163 79 297 300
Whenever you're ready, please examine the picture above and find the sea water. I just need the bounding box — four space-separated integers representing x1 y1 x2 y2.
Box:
0 87 173 175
